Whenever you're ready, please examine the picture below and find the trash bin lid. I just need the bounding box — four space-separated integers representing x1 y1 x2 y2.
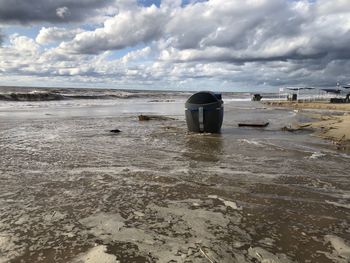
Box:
186 91 221 105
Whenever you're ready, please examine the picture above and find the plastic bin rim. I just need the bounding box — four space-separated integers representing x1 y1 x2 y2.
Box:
185 103 223 109
187 91 222 102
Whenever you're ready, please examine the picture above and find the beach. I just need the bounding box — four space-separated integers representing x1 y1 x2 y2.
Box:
265 101 350 111
264 101 350 149
0 88 350 263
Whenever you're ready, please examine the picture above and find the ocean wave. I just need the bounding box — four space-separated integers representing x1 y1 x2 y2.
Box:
0 92 66 101
0 91 140 101
64 94 138 100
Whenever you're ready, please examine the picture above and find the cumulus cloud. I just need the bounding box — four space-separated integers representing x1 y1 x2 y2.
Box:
121 46 152 63
0 0 116 24
1 32 349 90
56 7 71 19
59 0 350 65
36 27 84 45
59 4 167 54
158 0 350 64
0 34 41 77
9 34 39 55
1 35 94 78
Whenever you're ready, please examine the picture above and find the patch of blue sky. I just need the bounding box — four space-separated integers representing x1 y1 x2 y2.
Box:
81 23 99 31
181 0 208 7
137 0 161 7
137 0 208 8
2 25 41 45
3 24 80 48
3 25 40 38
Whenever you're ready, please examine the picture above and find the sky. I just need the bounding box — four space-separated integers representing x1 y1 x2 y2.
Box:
0 0 350 92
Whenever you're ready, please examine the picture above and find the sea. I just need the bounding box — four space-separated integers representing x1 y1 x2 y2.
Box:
0 87 349 263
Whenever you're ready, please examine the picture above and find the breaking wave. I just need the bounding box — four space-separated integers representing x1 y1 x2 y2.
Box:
0 92 66 101
0 91 141 101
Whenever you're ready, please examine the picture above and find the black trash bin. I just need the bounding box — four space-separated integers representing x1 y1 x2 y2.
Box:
185 91 224 133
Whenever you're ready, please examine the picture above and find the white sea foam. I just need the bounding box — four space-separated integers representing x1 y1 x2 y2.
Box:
79 213 125 238
308 152 326 159
224 98 252 102
73 245 118 263
78 200 243 262
325 235 350 260
238 139 264 146
208 195 242 210
0 234 23 262
248 246 293 263
325 200 350 209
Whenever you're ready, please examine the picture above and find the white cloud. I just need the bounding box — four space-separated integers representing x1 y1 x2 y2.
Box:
59 0 350 63
9 34 39 55
60 4 167 54
316 0 350 15
121 46 152 63
36 27 84 45
56 6 71 19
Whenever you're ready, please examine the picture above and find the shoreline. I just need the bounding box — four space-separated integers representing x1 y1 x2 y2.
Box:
264 100 350 149
264 100 350 111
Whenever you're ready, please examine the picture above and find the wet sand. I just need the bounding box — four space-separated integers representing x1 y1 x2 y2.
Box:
1 96 350 263
264 101 350 148
264 101 350 111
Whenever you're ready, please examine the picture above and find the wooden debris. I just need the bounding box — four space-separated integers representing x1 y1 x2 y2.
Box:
138 114 175 121
281 124 312 132
238 122 269 127
199 247 217 263
138 115 151 121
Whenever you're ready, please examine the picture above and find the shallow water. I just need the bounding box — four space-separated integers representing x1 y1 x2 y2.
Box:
0 94 349 263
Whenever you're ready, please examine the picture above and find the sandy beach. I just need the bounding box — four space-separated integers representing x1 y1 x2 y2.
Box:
265 100 350 111
264 101 350 149
1 89 350 263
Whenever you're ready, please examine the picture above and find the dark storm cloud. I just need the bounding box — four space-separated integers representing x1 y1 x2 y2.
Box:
0 0 115 24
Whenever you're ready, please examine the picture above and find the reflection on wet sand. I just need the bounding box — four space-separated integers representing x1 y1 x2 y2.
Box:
184 133 223 163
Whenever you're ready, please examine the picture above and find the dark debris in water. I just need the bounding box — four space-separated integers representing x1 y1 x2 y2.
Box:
109 129 121 133
138 114 176 121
